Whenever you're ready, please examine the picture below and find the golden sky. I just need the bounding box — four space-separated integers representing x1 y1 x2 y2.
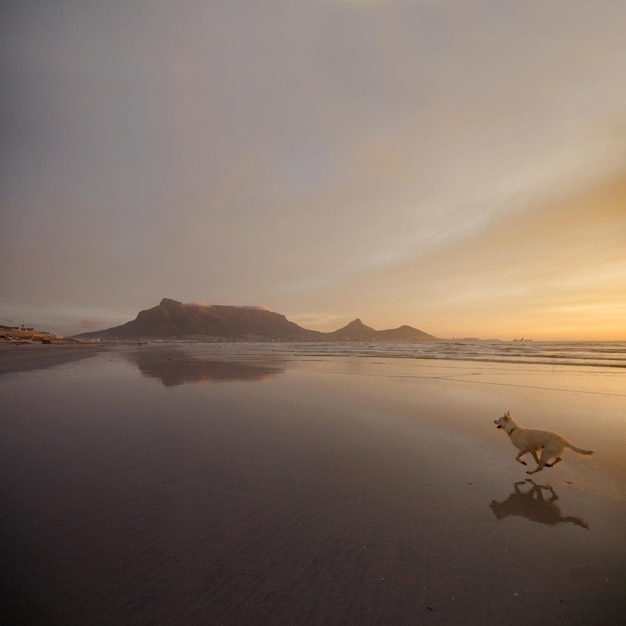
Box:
1 1 625 339
299 173 626 340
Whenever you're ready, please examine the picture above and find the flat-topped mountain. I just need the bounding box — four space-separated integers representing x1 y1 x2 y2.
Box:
73 298 436 341
75 298 321 341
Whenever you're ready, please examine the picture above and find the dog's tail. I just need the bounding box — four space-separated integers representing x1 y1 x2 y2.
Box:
567 443 594 456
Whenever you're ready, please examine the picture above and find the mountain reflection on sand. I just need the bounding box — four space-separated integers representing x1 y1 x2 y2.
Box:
125 349 284 386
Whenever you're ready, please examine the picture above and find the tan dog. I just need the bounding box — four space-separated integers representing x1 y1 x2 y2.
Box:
494 411 594 474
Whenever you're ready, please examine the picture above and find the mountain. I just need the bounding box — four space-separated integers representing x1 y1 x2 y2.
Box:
73 298 436 341
327 319 435 341
327 319 378 340
377 325 435 340
75 298 322 341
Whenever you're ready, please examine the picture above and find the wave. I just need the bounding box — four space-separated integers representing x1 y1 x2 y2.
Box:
211 340 626 369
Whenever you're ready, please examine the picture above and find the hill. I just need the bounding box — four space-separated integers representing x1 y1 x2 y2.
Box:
327 318 378 340
376 324 435 341
73 298 436 341
74 298 321 341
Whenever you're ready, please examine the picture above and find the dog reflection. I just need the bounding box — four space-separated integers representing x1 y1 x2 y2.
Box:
489 480 589 529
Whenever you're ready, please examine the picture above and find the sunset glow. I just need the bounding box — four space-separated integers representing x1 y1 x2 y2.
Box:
1 1 625 340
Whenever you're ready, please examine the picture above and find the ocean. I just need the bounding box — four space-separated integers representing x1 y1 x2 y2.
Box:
170 339 626 369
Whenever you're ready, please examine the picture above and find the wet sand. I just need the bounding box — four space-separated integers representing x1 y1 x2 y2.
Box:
1 345 624 625
0 343 108 375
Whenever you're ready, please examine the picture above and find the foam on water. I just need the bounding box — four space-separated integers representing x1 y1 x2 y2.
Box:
183 340 626 369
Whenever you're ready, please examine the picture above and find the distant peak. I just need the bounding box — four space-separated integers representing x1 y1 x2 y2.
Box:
159 298 183 307
346 318 369 327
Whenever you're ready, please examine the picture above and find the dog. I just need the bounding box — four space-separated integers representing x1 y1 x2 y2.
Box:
494 411 594 474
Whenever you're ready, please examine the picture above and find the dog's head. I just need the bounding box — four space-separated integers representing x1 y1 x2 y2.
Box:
494 411 512 430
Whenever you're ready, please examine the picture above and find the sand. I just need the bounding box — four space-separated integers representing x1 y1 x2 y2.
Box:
1 344 624 625
0 343 108 375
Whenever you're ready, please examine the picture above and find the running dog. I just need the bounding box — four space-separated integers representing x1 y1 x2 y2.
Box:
494 411 594 474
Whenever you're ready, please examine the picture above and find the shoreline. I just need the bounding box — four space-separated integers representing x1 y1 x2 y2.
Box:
0 343 110 375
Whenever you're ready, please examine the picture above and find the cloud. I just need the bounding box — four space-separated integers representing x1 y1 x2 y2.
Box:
2 1 626 340
80 318 104 329
378 171 626 338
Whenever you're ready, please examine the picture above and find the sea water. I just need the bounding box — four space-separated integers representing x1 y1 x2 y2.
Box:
161 339 626 368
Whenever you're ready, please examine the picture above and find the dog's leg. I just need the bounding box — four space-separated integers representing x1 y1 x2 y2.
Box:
515 450 530 466
526 462 546 475
543 445 565 468
546 456 562 468
527 449 553 475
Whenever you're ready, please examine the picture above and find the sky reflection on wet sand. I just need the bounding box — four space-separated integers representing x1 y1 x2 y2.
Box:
1 347 624 624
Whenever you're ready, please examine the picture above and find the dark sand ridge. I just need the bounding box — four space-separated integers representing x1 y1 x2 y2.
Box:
1 345 624 625
0 344 109 375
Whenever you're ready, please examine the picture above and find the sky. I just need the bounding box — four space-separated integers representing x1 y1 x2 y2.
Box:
1 0 625 340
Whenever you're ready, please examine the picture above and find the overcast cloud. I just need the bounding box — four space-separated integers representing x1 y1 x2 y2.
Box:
1 1 625 339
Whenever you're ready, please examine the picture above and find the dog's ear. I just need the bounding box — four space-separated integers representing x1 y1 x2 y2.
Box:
505 411 510 417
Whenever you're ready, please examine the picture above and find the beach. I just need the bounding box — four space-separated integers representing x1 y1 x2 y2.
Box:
0 343 107 375
1 344 625 625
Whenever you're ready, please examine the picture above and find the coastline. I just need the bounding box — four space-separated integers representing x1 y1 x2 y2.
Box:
0 343 110 375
